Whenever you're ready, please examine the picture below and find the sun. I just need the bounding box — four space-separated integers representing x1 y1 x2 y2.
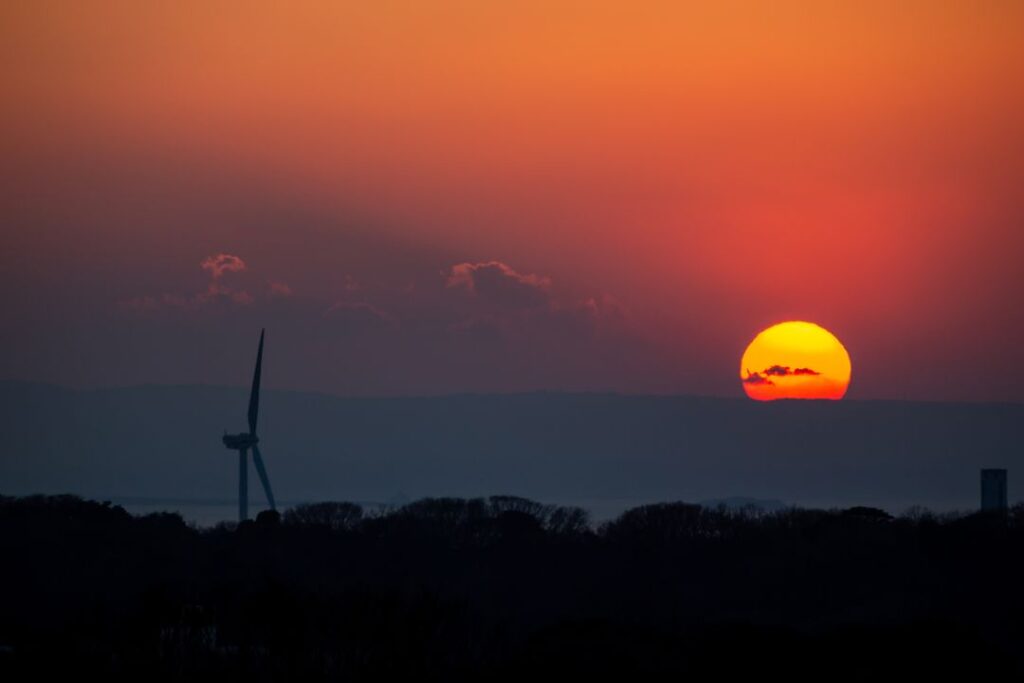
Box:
740 321 851 401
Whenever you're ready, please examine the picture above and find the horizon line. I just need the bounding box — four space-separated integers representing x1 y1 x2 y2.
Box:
1 377 1021 407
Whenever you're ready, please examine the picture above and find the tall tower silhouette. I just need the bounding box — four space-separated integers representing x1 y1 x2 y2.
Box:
980 469 1007 512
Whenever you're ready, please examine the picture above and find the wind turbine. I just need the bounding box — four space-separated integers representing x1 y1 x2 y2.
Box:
222 328 276 522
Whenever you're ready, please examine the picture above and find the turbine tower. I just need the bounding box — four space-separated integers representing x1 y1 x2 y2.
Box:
222 328 276 522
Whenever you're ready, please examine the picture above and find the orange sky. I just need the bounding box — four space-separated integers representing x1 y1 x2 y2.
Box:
1 2 1022 400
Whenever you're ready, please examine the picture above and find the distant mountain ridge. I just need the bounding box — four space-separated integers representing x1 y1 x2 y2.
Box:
0 381 1020 518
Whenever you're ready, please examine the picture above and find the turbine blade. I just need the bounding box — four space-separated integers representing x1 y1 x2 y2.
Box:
247 328 264 435
252 445 276 511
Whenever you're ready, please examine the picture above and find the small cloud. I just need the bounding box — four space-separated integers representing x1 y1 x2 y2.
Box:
269 281 293 297
120 253 260 313
445 261 551 309
200 253 246 279
576 293 627 321
757 365 822 378
743 370 774 385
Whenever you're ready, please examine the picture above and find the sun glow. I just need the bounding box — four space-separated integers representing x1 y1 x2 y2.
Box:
740 321 851 401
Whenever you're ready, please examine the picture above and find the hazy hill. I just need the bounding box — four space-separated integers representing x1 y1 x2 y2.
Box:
0 381 1019 516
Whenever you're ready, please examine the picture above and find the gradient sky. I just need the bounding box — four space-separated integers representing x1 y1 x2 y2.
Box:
1 2 1022 400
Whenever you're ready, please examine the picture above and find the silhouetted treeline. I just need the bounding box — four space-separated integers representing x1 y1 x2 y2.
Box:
2 494 1023 680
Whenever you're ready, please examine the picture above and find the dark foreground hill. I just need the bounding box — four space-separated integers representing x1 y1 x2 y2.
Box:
2 494 1023 679
1 381 1021 514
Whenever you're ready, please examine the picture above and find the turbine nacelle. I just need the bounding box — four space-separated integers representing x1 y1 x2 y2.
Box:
222 432 259 450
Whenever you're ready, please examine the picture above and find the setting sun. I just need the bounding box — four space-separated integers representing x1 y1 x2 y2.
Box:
740 321 851 401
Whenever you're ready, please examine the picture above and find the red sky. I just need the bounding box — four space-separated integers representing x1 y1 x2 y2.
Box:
1 2 1022 401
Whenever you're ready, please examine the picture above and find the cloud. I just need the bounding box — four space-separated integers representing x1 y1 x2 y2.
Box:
230 290 254 305
268 281 293 297
440 263 629 352
119 252 256 312
576 293 627 321
195 254 251 305
200 253 246 279
743 370 774 385
760 365 822 378
445 261 551 309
